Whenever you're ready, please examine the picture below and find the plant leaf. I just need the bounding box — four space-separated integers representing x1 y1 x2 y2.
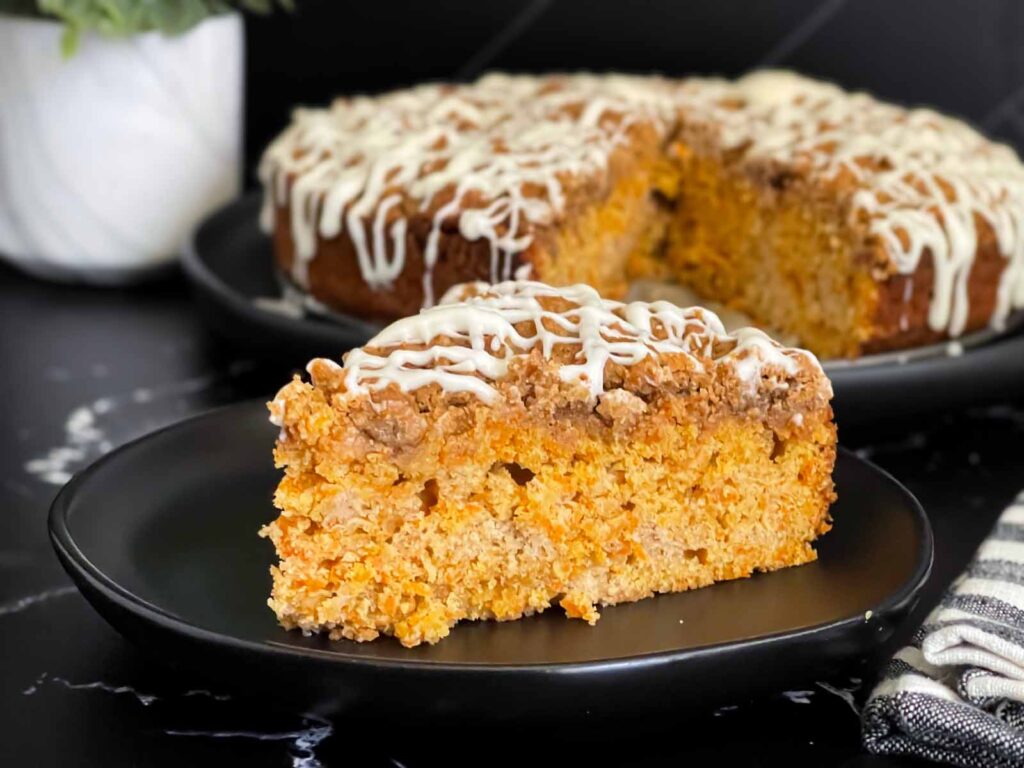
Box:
33 0 292 49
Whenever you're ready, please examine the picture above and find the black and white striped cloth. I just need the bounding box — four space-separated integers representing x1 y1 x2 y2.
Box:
863 492 1024 768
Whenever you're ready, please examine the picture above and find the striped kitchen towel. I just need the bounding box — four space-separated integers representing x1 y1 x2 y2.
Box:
862 492 1024 768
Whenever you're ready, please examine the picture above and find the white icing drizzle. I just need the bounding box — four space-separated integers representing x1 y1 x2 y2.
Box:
259 74 676 304
337 281 822 404
261 70 1024 338
680 70 1024 335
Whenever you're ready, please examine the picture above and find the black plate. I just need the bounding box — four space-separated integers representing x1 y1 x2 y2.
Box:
181 194 1024 425
180 194 378 362
49 399 932 721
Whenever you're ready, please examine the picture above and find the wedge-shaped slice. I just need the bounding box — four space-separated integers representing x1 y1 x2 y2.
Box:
262 280 836 647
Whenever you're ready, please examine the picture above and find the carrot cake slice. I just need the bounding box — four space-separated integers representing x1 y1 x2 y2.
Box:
260 71 1024 359
261 280 837 647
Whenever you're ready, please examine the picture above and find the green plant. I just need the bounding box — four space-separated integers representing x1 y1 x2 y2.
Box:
0 0 291 55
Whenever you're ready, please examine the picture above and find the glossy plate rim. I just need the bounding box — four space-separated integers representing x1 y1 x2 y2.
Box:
49 400 934 676
179 195 376 354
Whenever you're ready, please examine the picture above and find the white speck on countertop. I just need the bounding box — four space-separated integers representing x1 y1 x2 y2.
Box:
182 689 233 702
0 585 76 616
24 365 255 486
23 672 233 705
132 387 154 403
166 715 333 768
24 404 103 484
781 690 815 704
24 672 158 706
91 397 115 415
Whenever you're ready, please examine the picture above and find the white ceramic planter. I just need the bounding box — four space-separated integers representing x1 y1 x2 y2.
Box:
0 14 243 283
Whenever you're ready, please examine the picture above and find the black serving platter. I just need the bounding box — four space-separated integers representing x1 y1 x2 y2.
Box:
181 194 1024 422
180 194 379 363
49 399 932 722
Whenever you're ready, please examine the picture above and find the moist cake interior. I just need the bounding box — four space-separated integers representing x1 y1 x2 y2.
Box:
538 143 878 360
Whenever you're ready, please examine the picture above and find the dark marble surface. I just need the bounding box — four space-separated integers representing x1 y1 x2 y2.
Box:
2 262 1023 767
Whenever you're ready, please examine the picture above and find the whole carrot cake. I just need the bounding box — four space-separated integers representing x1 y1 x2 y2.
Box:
260 71 1024 359
261 281 837 647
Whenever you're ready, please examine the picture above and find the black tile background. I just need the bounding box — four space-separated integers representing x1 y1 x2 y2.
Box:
244 0 1024 172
